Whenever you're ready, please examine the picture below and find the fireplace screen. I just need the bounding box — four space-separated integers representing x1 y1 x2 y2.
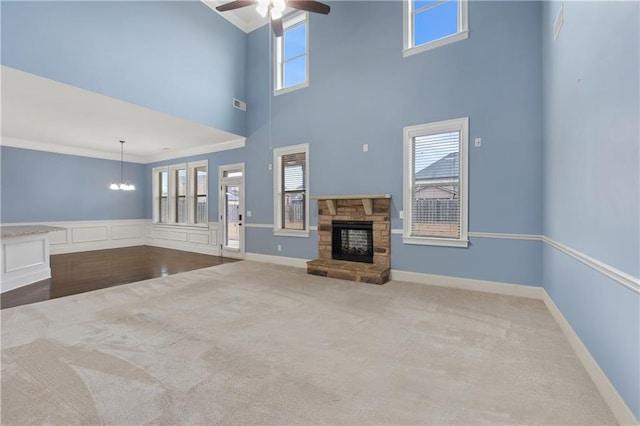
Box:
332 220 374 264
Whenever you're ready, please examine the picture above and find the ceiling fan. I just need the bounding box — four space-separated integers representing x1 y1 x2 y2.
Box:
216 0 330 37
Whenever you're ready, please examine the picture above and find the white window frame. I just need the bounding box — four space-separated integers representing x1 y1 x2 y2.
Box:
403 117 469 247
274 12 309 96
152 159 208 227
403 0 469 58
273 143 310 237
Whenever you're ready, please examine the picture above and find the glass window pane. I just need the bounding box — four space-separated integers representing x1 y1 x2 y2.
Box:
176 169 187 196
284 23 306 60
196 167 207 195
284 192 305 230
224 185 240 248
196 196 207 224
160 197 168 223
160 171 168 197
283 56 306 89
414 0 458 46
412 131 460 239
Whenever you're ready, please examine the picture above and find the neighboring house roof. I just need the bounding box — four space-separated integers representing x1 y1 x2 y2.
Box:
415 152 459 181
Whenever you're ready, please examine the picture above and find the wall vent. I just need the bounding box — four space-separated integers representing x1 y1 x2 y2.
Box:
233 98 247 111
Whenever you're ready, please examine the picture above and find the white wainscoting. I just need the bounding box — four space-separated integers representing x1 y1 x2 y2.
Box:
144 222 221 256
1 220 226 257
1 220 148 255
0 233 52 293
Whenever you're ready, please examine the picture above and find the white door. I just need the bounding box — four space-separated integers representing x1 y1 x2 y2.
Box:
218 163 245 259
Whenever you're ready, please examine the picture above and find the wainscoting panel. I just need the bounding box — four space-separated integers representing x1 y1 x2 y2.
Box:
111 224 144 240
72 226 108 243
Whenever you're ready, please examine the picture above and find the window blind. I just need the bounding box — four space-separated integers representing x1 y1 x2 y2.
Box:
411 130 460 239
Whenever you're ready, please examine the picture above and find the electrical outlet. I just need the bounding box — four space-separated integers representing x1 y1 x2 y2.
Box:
363 144 369 152
399 210 404 219
277 244 282 252
268 163 272 171
247 210 252 217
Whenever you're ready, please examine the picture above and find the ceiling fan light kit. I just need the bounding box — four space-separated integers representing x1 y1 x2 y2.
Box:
216 0 330 37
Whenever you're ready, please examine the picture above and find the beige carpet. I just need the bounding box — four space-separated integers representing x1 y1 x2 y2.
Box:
1 261 615 425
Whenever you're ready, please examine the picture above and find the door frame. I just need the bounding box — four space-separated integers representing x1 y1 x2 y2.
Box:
218 162 245 259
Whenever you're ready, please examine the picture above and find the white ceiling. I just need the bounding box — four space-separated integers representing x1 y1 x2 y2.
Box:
0 3 266 164
1 66 245 164
203 0 293 33
204 1 269 33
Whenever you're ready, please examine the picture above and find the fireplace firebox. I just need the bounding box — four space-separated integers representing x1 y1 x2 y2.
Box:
332 220 374 264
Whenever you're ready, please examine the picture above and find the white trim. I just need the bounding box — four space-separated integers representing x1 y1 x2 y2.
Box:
402 0 469 58
402 117 469 248
219 162 246 259
273 143 310 237
244 223 273 229
245 252 309 268
274 81 309 96
542 291 639 426
309 225 318 231
0 137 147 163
469 232 542 241
543 236 640 294
402 236 469 248
402 31 469 58
274 12 309 95
391 228 403 234
274 229 309 238
1 136 245 164
391 269 543 299
1 220 148 255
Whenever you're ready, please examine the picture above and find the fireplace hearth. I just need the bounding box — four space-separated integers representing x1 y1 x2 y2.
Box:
332 221 373 263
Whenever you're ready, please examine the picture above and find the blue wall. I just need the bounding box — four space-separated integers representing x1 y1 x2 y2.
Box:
1 1 247 136
0 146 146 222
243 1 543 286
542 1 639 418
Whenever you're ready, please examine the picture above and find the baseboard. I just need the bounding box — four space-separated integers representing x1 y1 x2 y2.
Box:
1 268 51 293
390 269 544 299
245 252 309 268
542 291 638 425
145 238 221 256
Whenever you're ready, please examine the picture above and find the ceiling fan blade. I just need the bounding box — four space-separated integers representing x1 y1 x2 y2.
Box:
287 0 330 15
272 17 284 37
216 0 257 12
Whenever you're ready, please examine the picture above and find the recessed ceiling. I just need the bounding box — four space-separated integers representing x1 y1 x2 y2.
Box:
1 66 245 164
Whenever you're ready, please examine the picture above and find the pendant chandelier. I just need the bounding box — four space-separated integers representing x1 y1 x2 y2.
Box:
109 140 135 191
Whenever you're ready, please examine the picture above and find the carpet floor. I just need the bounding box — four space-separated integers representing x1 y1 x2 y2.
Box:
1 261 615 424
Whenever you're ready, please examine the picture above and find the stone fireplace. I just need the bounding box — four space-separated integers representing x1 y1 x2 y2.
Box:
307 194 391 284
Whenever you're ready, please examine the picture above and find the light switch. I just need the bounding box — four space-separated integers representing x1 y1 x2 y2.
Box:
474 138 482 147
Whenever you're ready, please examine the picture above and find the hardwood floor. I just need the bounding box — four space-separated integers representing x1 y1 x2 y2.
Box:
1 246 238 310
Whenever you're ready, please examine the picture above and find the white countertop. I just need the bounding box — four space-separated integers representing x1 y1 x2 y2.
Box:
1 225 66 238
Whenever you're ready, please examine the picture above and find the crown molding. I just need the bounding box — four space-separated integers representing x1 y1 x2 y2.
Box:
0 136 246 164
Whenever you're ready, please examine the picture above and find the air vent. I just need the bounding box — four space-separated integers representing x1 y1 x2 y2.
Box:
233 98 247 111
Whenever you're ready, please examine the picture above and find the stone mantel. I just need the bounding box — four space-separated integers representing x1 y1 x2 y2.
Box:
312 194 391 216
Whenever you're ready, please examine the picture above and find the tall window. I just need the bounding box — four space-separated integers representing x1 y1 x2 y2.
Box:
275 12 308 95
403 0 468 57
194 166 208 224
159 170 169 223
274 144 309 237
153 160 208 226
403 117 468 247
